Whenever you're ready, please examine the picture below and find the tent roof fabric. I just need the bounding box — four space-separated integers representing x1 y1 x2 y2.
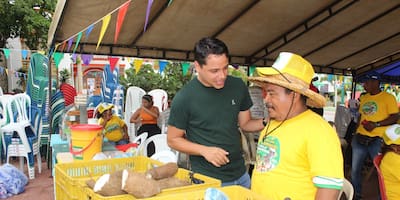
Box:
48 0 400 78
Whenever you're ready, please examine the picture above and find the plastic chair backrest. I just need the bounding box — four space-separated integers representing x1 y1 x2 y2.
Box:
131 132 148 155
337 178 354 200
143 134 170 157
150 150 178 163
0 95 13 127
124 86 146 137
6 93 31 124
374 154 387 200
148 89 168 112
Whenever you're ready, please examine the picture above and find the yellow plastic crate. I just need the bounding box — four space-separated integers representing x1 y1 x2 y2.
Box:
148 185 266 200
54 156 221 200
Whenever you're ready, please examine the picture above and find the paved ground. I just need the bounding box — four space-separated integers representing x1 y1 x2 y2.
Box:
7 160 54 200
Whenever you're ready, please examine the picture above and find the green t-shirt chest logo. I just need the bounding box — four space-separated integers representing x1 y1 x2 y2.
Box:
362 101 377 116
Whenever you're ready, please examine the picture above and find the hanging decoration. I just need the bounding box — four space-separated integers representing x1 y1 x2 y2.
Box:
72 32 83 54
109 56 120 71
249 65 256 76
2 49 10 59
81 54 94 66
96 14 111 50
159 60 168 74
181 62 190 75
53 52 64 69
115 1 131 44
144 0 154 32
134 58 143 74
21 50 29 60
54 0 132 53
85 24 94 41
67 38 74 52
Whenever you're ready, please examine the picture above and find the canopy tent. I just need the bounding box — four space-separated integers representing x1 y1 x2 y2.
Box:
47 0 400 79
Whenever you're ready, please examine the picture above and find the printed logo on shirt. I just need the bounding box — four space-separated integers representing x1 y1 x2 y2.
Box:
231 99 236 105
362 101 378 116
255 136 280 172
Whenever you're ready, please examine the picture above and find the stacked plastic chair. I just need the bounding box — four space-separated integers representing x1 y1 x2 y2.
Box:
26 53 56 162
0 93 42 179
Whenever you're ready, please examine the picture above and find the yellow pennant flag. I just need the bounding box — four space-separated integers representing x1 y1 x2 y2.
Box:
134 59 143 74
96 14 111 50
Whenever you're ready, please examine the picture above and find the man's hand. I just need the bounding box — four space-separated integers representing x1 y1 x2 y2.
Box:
362 120 377 132
201 146 230 167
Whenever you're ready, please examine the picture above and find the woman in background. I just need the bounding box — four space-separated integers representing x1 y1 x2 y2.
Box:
130 94 161 156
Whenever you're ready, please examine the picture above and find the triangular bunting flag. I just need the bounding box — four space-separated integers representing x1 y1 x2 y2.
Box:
73 32 83 53
53 52 64 69
159 60 168 74
96 14 111 50
109 57 120 71
114 0 130 44
67 38 74 52
2 49 10 59
134 58 143 73
21 49 28 60
85 24 94 41
81 54 93 66
249 65 256 76
144 0 154 32
181 62 190 75
60 41 67 51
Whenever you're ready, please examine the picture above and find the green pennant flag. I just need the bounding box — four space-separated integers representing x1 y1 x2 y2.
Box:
53 52 64 69
3 48 10 59
249 65 256 76
73 32 83 54
182 62 190 75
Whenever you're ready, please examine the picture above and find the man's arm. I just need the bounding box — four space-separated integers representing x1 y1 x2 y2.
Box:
167 125 229 167
237 110 265 132
315 188 340 200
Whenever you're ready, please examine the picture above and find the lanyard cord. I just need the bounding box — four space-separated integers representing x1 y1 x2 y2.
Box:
262 92 295 142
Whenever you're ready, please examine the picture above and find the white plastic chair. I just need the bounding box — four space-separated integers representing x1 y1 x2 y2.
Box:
150 150 178 163
157 108 170 134
124 86 146 138
131 132 148 156
0 93 42 179
337 178 354 200
148 89 168 112
143 134 178 158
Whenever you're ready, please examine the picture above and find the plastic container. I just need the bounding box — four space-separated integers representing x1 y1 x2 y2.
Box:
70 124 103 161
148 185 266 200
54 156 221 200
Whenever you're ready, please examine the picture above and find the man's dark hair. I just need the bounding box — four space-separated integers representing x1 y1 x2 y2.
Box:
194 37 229 66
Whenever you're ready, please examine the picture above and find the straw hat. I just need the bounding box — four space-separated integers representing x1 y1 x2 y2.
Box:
97 103 114 114
248 52 326 108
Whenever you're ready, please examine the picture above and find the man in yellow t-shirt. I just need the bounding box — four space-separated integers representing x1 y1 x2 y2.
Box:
249 52 344 200
351 72 399 200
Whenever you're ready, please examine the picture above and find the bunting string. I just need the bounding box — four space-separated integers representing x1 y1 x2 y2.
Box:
55 0 132 51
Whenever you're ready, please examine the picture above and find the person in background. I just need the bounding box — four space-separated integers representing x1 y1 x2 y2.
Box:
309 77 324 116
167 37 265 188
130 94 161 156
249 52 344 200
380 124 400 200
97 103 129 145
351 71 399 200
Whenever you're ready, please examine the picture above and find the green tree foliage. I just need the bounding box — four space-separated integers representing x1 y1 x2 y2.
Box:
119 62 192 100
0 0 56 49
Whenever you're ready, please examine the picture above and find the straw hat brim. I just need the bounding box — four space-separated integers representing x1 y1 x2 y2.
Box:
248 74 326 108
